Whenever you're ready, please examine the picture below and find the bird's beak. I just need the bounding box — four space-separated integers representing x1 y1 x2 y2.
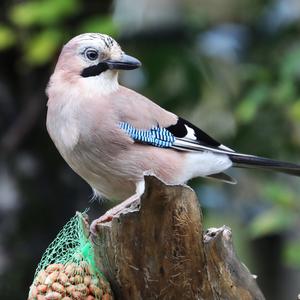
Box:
104 54 141 70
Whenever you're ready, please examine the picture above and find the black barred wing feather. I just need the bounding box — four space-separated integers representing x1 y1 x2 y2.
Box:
119 122 175 148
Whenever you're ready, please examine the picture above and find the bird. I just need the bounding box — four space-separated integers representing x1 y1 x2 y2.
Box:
46 33 300 233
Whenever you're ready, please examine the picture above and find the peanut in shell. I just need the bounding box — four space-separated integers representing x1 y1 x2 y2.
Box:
57 272 68 285
71 290 84 300
45 291 62 300
45 271 59 285
36 270 47 284
66 285 76 295
75 283 88 295
46 264 63 273
52 282 65 294
65 263 76 276
37 284 48 293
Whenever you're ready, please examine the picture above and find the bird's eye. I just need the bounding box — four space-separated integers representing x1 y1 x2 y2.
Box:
85 49 99 61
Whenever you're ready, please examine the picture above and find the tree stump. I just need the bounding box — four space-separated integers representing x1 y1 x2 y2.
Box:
90 176 265 300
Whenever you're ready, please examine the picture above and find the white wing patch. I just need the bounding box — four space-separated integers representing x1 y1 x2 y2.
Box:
178 122 234 153
184 125 197 140
218 144 235 152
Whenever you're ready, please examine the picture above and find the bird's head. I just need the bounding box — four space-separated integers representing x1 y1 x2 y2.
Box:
49 33 141 95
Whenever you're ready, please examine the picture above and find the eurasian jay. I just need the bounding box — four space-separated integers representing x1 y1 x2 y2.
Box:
46 33 300 231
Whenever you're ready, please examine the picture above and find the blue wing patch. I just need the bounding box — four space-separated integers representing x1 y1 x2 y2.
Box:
119 122 176 148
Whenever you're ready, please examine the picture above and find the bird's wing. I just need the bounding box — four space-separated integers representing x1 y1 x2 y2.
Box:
119 117 300 178
165 117 235 154
119 116 236 155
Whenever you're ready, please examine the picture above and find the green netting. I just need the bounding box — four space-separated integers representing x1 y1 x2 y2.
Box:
34 211 99 278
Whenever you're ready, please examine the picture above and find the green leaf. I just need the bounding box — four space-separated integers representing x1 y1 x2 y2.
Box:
272 80 295 104
79 16 119 37
236 84 269 123
249 207 295 238
241 64 271 82
280 47 300 79
10 0 80 27
0 25 16 50
262 183 296 208
284 241 300 268
24 30 63 65
288 100 300 121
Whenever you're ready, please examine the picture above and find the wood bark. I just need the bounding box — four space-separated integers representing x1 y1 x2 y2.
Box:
90 176 265 300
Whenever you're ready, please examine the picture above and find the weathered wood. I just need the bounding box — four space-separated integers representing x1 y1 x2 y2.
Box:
91 176 265 300
204 227 264 300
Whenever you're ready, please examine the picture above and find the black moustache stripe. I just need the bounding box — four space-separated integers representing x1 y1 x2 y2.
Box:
81 62 109 77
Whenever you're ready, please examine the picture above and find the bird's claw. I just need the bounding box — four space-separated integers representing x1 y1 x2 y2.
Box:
89 214 113 237
89 193 141 238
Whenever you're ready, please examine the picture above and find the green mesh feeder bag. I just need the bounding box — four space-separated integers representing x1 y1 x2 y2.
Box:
28 212 113 300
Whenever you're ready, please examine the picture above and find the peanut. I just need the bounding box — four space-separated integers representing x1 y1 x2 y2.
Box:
52 282 64 294
37 284 48 293
45 291 62 300
45 271 59 285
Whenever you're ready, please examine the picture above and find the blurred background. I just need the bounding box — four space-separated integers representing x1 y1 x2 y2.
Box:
1 0 300 299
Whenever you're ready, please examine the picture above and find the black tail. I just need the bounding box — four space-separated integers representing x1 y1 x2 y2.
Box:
229 153 300 177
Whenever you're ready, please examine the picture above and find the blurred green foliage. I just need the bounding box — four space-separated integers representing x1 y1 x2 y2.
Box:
24 29 64 65
4 0 300 263
284 241 300 268
1 1 300 296
236 83 270 123
0 25 16 50
80 16 119 36
2 0 117 66
9 0 80 27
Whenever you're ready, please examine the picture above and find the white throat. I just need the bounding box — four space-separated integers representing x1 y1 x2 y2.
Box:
82 70 119 96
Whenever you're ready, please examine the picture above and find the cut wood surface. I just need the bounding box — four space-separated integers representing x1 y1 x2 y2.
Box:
90 176 265 300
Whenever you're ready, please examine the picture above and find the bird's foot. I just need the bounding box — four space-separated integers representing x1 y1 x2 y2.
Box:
90 193 141 236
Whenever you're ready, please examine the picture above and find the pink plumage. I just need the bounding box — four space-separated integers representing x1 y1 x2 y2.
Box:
46 33 300 229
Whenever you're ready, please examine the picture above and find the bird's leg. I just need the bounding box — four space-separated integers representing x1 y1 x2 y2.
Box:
90 181 145 235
